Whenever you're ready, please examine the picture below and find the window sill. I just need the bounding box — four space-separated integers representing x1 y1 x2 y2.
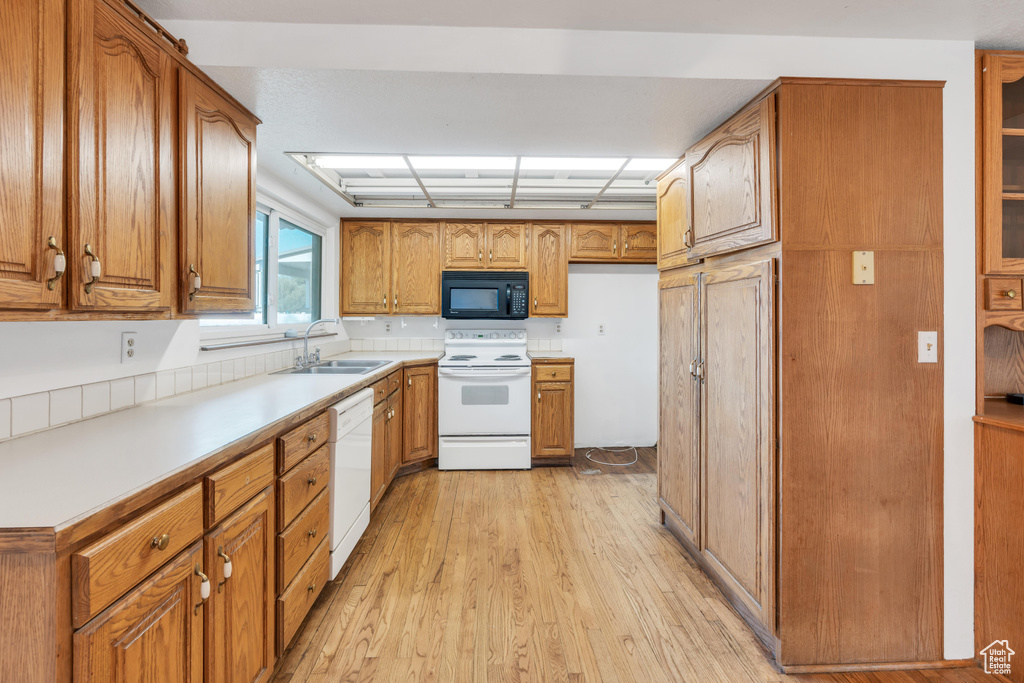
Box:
199 332 338 352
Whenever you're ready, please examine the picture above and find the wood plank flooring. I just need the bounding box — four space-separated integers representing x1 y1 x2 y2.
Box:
272 448 989 683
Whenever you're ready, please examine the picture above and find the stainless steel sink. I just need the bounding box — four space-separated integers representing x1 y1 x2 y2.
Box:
275 359 390 375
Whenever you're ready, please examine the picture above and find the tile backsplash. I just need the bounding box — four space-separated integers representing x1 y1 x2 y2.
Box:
0 339 351 443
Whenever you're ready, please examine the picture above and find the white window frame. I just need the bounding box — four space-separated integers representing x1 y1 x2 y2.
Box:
199 195 335 342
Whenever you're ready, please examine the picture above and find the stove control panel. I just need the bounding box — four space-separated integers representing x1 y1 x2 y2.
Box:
446 330 526 341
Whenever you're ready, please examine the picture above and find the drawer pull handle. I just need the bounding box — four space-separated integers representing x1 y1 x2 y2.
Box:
684 229 693 248
1007 289 1018 299
408 377 412 386
151 534 170 551
307 433 318 443
307 582 316 593
307 475 317 487
83 243 102 294
195 565 210 613
188 264 202 301
308 527 317 538
218 548 232 579
47 236 66 290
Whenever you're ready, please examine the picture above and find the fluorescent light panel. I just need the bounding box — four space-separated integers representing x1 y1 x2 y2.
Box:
624 158 677 172
409 156 516 170
314 155 407 169
519 157 626 171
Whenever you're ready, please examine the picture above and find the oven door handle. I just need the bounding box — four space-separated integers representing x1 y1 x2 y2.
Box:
438 367 530 378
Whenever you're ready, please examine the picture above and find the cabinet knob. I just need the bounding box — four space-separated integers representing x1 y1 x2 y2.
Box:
151 534 170 551
1007 289 1018 299
308 433 318 443
308 582 316 593
307 475 317 486
188 264 201 301
308 527 317 538
84 244 102 294
47 236 65 290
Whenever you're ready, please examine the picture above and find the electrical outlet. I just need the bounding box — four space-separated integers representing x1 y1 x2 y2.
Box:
385 322 392 334
918 331 938 363
598 323 606 336
555 323 562 334
121 331 138 363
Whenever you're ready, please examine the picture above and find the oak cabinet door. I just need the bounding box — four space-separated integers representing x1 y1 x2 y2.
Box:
74 541 204 683
485 223 528 269
67 0 175 313
532 370 574 459
569 223 618 261
687 95 776 259
387 389 403 479
391 222 439 314
528 223 568 317
0 0 64 311
370 400 388 510
442 222 485 269
658 271 700 545
657 160 691 271
699 258 775 632
341 221 390 315
620 223 658 262
205 487 275 683
180 71 258 314
982 54 1024 274
403 365 437 464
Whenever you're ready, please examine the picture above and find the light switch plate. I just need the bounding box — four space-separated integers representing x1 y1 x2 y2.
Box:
918 331 938 363
853 251 874 285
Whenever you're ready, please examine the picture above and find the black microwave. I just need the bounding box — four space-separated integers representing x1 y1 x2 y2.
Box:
441 271 529 319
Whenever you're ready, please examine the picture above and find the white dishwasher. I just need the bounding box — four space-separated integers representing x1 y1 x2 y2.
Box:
327 387 375 580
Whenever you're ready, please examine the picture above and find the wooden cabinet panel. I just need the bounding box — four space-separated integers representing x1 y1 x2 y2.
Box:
532 362 574 460
534 364 572 382
180 70 258 314
569 223 618 261
687 96 776 259
528 223 568 317
985 277 1024 310
0 0 64 310
442 222 485 269
73 484 204 628
403 364 437 464
205 443 275 527
371 400 388 510
619 223 657 262
982 54 1024 274
657 159 691 271
277 489 328 593
486 223 528 269
276 539 328 656
387 370 402 397
699 258 775 632
74 541 204 683
391 222 440 314
277 412 329 475
66 0 175 313
204 487 275 683
341 221 390 315
276 445 328 530
658 270 700 545
387 388 403 479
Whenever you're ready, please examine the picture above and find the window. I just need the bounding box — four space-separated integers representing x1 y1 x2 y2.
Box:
200 201 327 335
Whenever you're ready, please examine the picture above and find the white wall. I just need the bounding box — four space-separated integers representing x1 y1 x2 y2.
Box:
343 264 660 447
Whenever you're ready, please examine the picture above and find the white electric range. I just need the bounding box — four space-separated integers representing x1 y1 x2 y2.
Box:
437 329 531 470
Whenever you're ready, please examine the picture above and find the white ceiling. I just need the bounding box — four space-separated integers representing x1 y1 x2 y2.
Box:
141 0 1024 47
204 67 769 219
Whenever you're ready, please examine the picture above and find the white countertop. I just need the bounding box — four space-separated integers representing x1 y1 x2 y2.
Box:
527 352 574 360
0 351 441 531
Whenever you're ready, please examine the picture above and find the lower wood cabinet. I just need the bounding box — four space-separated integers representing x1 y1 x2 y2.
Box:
371 398 389 510
531 360 574 462
403 363 437 464
73 540 205 683
371 370 405 510
204 486 275 683
386 385 404 477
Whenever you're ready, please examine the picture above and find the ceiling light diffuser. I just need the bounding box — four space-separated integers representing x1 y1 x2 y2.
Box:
409 156 516 171
519 157 627 171
314 155 408 170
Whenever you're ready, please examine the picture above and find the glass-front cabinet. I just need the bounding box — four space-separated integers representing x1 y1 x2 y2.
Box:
983 53 1024 274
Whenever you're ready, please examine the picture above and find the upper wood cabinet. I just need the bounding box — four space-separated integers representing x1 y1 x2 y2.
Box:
620 223 658 262
569 223 618 261
0 0 64 311
529 223 568 318
340 220 441 316
656 159 693 271
686 95 776 260
658 270 700 545
204 487 275 683
391 222 440 314
484 223 528 269
66 0 176 313
981 53 1024 275
179 70 259 315
74 541 204 683
442 222 485 269
403 364 437 464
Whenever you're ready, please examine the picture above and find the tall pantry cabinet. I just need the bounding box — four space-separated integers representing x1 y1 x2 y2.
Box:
657 78 944 671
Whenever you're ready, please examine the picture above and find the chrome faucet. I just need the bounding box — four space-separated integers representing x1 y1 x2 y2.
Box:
297 317 340 368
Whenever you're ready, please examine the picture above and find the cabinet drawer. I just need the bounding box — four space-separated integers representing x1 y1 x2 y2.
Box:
277 538 329 654
277 444 329 529
277 489 330 593
388 371 402 397
372 377 389 404
205 443 275 526
534 364 573 382
986 278 1024 310
72 484 203 628
277 412 329 474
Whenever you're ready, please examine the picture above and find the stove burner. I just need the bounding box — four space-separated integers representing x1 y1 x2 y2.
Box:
448 354 477 361
495 354 523 361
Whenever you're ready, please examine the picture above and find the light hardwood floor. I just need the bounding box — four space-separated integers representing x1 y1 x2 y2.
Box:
273 448 990 682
